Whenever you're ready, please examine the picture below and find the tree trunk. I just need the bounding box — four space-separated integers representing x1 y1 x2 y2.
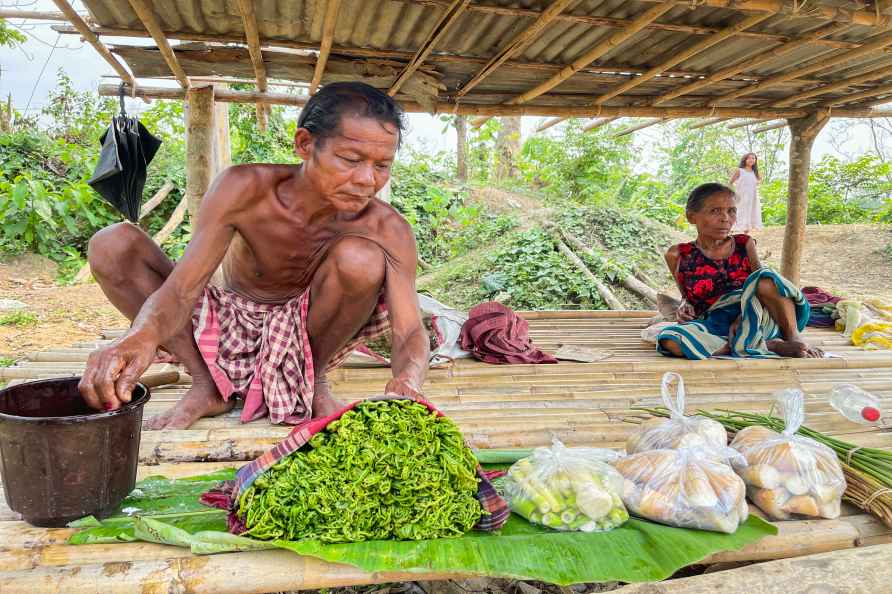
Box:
184 85 216 222
781 110 829 284
495 116 521 181
455 115 468 181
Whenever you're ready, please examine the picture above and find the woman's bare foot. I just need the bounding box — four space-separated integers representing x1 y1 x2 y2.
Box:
312 377 344 418
767 338 824 358
144 380 234 430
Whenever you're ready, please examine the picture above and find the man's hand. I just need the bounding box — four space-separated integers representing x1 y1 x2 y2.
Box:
676 301 696 322
384 375 423 400
79 335 156 412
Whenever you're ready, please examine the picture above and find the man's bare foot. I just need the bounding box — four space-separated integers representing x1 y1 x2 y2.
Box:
312 377 344 418
711 344 731 357
144 381 234 430
767 338 824 358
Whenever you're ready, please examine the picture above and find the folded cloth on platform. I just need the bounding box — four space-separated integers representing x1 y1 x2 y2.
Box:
836 298 892 350
193 285 389 425
460 302 557 364
656 268 810 360
802 286 841 328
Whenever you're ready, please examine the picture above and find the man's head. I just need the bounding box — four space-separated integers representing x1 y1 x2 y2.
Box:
295 82 405 213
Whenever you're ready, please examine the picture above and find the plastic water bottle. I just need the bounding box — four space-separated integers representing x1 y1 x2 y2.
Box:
829 384 883 425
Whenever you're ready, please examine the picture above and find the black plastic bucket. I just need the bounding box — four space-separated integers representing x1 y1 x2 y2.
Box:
0 377 150 527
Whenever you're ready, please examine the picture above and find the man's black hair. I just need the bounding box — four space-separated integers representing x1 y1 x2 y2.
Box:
297 81 406 148
686 182 735 213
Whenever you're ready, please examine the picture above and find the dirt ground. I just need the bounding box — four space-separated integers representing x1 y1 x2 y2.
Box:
2 223 891 361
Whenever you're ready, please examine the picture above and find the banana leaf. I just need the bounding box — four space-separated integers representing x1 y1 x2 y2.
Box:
68 469 776 584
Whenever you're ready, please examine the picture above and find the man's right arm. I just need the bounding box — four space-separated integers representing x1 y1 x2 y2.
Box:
79 167 255 410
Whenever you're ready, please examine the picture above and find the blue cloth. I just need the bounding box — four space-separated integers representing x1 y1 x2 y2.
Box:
657 268 810 360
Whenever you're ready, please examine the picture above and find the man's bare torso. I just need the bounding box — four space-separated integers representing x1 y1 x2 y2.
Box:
219 163 400 304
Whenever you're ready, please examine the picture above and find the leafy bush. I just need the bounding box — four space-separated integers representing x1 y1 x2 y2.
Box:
0 311 37 327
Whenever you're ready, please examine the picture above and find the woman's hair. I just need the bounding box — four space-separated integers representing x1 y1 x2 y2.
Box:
686 183 735 213
738 152 760 179
297 81 406 148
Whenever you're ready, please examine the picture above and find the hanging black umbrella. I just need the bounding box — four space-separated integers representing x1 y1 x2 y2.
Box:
88 86 162 222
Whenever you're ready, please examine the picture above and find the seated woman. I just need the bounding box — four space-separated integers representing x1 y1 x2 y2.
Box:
658 183 822 359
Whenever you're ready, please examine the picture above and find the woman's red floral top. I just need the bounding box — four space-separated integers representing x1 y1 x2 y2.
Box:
676 234 752 317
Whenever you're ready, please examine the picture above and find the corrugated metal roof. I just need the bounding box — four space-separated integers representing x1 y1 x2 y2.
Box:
78 0 892 114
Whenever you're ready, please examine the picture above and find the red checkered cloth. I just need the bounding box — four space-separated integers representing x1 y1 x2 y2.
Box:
192 285 389 424
200 397 510 534
460 302 557 364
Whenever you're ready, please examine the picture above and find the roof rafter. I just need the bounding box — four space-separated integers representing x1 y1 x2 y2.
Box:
751 120 787 133
638 0 892 28
687 117 729 129
773 61 892 108
389 0 470 96
311 0 343 95
820 80 892 108
536 117 566 133
725 118 772 129
126 0 190 88
651 22 851 106
613 118 666 137
456 0 573 98
583 117 619 132
591 12 772 106
710 32 892 106
49 0 135 89
236 0 269 131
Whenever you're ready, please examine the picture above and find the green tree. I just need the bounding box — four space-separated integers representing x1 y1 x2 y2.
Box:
0 19 26 48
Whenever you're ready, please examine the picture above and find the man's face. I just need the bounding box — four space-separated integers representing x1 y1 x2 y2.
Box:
296 114 399 214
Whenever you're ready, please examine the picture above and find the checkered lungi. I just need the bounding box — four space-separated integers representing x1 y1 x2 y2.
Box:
192 285 389 424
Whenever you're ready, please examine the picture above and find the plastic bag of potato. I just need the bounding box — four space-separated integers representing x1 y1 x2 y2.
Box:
504 439 629 532
614 446 749 533
626 372 728 454
730 389 845 520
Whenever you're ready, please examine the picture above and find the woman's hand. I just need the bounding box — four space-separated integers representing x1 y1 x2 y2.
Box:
676 302 696 322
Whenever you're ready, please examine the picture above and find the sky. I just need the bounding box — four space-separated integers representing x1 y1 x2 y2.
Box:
1 0 883 173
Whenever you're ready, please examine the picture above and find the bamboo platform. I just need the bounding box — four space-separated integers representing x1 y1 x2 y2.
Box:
2 310 892 593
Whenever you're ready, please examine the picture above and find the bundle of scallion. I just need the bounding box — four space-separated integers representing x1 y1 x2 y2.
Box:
636 406 892 528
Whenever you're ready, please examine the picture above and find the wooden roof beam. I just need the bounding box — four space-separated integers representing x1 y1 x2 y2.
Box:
50 0 136 89
583 117 619 132
725 118 772 129
592 12 772 106
456 0 574 98
408 0 864 48
310 0 343 95
236 0 269 131
773 61 892 108
638 0 892 28
613 118 666 137
751 120 787 134
687 117 730 129
820 80 892 108
126 0 189 88
710 31 892 106
652 22 851 106
536 117 567 133
389 0 470 96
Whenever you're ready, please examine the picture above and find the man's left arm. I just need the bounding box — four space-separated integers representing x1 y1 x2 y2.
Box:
382 218 429 398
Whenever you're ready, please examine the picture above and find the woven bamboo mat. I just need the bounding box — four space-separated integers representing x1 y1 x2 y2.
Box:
2 311 892 593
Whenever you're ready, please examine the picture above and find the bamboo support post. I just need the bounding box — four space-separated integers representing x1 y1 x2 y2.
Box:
310 0 343 95
457 0 573 98
593 12 773 106
389 0 469 96
49 0 135 89
126 0 190 88
583 117 619 132
781 110 829 284
236 0 269 131
184 85 215 222
555 239 626 310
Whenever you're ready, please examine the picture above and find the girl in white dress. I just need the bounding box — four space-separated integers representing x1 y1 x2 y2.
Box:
729 152 763 233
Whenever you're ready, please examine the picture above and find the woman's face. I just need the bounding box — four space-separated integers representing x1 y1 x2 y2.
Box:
687 192 737 239
745 154 756 167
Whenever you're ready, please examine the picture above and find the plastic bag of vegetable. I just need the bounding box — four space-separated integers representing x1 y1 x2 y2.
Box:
626 372 728 454
730 389 846 520
504 439 629 532
201 398 508 542
614 446 748 533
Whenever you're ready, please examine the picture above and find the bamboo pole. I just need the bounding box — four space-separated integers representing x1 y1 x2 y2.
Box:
389 0 470 96
536 117 566 132
456 0 573 98
612 118 666 137
583 117 619 132
726 118 772 129
638 0 892 28
152 197 188 246
184 85 215 222
310 0 343 95
126 0 190 88
0 9 73 20
592 13 773 106
236 0 269 131
752 120 787 133
774 61 892 108
49 0 135 89
97 84 892 119
711 31 892 106
652 22 852 106
138 180 175 219
821 80 892 108
555 239 626 310
688 117 730 129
